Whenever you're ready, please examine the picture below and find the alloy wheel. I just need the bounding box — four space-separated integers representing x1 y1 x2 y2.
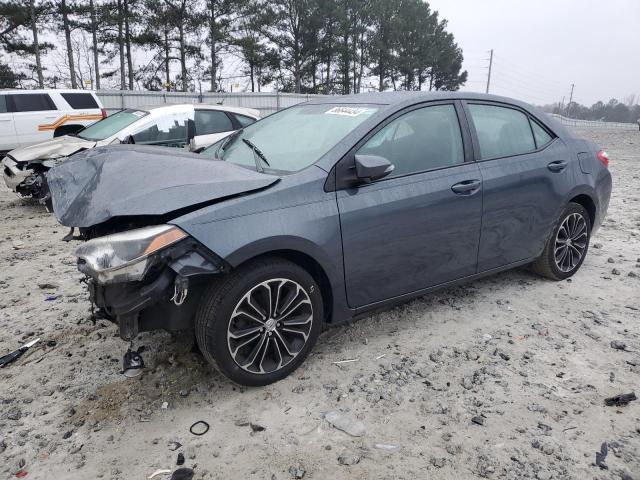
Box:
227 278 313 374
554 212 588 273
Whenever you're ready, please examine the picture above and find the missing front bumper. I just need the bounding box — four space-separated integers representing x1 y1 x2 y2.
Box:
86 244 228 340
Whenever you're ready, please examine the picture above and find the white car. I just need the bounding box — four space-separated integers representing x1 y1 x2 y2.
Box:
0 89 106 153
2 103 260 202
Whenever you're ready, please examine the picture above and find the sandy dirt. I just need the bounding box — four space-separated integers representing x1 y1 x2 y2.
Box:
1 127 638 480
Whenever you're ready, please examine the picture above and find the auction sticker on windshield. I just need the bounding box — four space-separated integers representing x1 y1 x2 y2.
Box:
325 106 375 117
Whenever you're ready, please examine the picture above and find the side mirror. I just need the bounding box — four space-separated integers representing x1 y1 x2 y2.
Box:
354 154 394 182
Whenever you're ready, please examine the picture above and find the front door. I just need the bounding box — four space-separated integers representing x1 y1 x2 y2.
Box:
464 102 573 271
337 103 483 308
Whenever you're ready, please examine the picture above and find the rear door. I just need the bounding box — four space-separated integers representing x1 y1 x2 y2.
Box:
8 93 58 146
0 94 18 152
463 101 571 271
336 101 483 308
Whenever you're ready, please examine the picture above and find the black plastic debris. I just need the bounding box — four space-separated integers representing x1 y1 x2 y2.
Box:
610 340 627 351
250 423 265 432
176 452 185 466
604 392 637 407
0 338 40 368
122 348 144 378
471 416 485 426
595 442 608 469
168 441 182 451
170 468 194 480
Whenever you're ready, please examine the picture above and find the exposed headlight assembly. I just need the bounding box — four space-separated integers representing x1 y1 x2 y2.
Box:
76 225 188 284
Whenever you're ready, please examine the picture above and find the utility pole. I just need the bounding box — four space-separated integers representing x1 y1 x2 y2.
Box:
566 83 575 116
485 49 493 94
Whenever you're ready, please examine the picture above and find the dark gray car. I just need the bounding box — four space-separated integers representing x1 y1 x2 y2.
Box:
49 92 612 386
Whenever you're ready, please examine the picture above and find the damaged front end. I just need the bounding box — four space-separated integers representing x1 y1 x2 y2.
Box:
77 224 229 341
2 155 62 205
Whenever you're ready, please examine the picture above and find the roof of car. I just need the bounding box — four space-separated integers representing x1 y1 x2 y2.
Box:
308 90 532 108
0 88 98 94
133 103 260 118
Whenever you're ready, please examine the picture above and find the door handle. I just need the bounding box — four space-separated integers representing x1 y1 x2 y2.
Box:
547 160 567 172
451 179 481 194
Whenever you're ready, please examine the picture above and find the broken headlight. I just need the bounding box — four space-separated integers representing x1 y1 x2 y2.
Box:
75 225 188 284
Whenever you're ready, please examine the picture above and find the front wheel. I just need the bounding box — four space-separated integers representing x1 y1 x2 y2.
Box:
194 258 323 386
532 202 591 280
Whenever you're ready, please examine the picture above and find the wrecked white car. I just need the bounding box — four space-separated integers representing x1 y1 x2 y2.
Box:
2 103 260 205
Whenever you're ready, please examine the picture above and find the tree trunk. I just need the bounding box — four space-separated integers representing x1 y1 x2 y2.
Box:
293 46 301 93
117 0 126 89
61 0 77 88
29 0 44 87
163 26 170 91
378 52 384 92
179 22 187 92
89 0 100 89
341 31 349 94
124 0 134 89
209 1 217 92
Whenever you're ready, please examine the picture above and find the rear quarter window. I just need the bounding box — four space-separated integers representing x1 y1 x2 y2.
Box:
530 120 553 148
235 114 256 127
0 95 7 113
61 93 99 109
10 94 57 112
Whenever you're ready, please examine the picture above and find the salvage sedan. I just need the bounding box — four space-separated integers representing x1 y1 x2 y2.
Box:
2 103 259 204
48 92 612 386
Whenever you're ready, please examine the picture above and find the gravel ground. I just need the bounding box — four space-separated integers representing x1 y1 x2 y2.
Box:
0 127 638 480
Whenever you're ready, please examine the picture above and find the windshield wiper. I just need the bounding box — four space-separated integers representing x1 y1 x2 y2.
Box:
215 128 243 159
242 138 270 172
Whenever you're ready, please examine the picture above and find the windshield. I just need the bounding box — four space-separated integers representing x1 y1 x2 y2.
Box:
201 104 378 172
77 109 149 141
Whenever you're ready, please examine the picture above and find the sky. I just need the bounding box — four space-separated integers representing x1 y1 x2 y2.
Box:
427 0 640 106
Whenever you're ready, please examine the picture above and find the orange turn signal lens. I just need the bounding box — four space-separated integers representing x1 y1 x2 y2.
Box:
143 227 187 256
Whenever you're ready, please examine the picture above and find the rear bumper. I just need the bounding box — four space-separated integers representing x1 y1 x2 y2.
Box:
593 170 612 235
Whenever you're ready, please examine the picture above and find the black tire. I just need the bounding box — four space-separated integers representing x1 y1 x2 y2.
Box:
194 257 323 386
532 202 591 280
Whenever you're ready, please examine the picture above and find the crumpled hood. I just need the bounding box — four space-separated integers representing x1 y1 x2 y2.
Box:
48 145 279 228
9 135 96 163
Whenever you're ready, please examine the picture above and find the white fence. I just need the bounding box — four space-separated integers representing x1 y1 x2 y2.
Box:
550 114 637 130
96 90 327 116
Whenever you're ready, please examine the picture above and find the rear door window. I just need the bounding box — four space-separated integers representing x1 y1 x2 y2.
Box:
61 93 99 109
468 104 535 160
195 110 233 135
357 104 465 178
9 94 57 112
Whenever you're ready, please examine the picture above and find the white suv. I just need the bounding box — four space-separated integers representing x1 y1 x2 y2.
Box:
0 89 105 153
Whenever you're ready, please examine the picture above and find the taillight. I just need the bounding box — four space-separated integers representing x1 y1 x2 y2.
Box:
596 150 609 168
101 108 108 118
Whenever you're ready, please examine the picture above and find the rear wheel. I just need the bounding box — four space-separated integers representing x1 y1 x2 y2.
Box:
532 202 591 280
194 257 323 386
